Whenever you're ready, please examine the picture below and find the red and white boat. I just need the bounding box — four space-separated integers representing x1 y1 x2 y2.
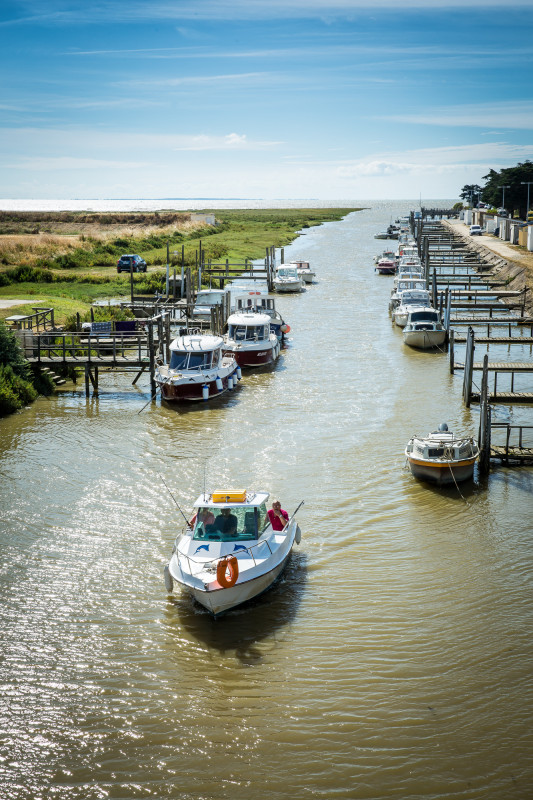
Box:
155 334 240 402
224 311 281 368
375 255 397 274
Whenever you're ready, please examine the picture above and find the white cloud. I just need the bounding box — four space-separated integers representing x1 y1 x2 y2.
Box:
4 156 152 171
383 101 533 130
173 133 282 151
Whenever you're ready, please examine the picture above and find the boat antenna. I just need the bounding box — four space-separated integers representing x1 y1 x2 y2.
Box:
160 474 192 528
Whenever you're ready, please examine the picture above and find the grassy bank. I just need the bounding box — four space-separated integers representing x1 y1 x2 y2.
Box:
0 208 360 324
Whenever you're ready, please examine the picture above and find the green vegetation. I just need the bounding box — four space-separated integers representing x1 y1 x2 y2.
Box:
0 322 55 416
460 161 533 217
0 208 359 325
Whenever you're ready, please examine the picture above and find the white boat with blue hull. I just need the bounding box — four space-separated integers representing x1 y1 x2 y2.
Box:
164 490 303 615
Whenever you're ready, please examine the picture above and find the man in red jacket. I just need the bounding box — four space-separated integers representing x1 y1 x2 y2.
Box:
267 499 289 531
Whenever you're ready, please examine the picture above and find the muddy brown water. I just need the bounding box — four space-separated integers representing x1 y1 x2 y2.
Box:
1 204 533 799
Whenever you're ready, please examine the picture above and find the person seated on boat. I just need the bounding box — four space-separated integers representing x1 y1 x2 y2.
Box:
213 507 238 538
267 500 289 531
191 508 215 536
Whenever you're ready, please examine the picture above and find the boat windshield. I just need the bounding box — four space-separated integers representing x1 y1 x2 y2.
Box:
192 504 268 542
194 292 224 307
228 324 269 341
170 349 216 370
277 268 297 278
410 311 439 322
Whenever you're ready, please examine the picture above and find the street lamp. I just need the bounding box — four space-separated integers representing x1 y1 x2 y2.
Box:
521 181 533 221
501 185 510 211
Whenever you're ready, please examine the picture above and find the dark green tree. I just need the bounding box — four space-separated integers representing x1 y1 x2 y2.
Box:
481 160 533 217
460 184 483 205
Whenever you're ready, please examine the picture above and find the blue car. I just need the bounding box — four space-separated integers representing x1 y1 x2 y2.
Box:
117 254 147 273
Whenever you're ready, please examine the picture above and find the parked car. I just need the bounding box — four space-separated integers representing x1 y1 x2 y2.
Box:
469 225 483 236
496 208 508 218
117 254 147 273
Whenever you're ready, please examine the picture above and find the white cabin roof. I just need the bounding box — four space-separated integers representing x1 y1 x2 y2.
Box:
227 312 271 325
170 334 223 352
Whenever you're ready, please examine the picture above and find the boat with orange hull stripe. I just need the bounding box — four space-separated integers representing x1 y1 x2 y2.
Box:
405 423 479 486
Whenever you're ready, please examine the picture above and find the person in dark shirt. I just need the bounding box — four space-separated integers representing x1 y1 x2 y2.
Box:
213 507 238 537
267 500 289 531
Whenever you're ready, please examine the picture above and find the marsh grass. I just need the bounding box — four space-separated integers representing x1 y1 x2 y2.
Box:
0 208 360 324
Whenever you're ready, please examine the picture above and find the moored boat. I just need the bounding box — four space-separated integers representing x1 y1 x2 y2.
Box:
155 334 240 402
405 423 479 485
402 308 446 349
375 255 397 275
393 290 432 327
273 264 303 293
224 311 281 367
290 260 316 284
233 292 288 341
164 490 303 615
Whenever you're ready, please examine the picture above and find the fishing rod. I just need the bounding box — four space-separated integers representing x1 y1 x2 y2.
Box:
160 474 192 528
289 500 305 519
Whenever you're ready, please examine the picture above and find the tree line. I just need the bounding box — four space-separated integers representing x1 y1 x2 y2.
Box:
460 160 533 218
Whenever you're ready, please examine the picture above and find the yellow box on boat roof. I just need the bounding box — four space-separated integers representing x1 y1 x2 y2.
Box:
212 490 247 503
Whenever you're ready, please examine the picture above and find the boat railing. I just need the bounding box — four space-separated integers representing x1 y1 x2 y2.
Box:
175 514 302 577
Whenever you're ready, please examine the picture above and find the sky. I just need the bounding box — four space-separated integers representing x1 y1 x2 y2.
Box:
1 0 532 201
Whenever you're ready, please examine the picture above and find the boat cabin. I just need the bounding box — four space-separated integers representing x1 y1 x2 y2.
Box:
192 289 226 320
169 335 223 370
234 293 277 318
191 490 270 542
276 265 299 279
227 312 270 342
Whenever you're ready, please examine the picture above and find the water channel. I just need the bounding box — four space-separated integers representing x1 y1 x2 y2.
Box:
1 202 532 800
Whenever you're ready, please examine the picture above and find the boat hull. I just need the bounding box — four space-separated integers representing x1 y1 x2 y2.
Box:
407 456 476 485
187 551 293 615
273 281 302 293
403 330 446 349
223 345 277 368
159 369 238 402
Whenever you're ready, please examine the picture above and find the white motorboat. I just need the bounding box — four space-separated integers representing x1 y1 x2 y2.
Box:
402 308 446 349
290 260 315 284
233 291 289 341
164 490 303 615
405 423 479 485
155 334 240 402
393 290 432 327
273 264 303 293
224 311 281 368
191 289 226 324
389 278 427 313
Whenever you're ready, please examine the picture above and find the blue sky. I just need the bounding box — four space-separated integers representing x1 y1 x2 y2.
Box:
1 0 532 200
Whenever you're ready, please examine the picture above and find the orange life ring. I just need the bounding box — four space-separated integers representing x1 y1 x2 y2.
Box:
216 556 239 588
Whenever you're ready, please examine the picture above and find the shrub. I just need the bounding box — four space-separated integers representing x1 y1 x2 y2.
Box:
0 363 37 414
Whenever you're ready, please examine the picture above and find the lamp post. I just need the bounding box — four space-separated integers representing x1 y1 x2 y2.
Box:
521 181 533 221
501 185 510 212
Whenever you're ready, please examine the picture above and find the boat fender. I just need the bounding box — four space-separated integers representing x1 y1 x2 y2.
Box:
295 525 302 545
280 324 290 334
217 556 239 588
228 376 234 390
164 565 174 593
202 385 209 401
236 367 242 381
215 376 223 391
